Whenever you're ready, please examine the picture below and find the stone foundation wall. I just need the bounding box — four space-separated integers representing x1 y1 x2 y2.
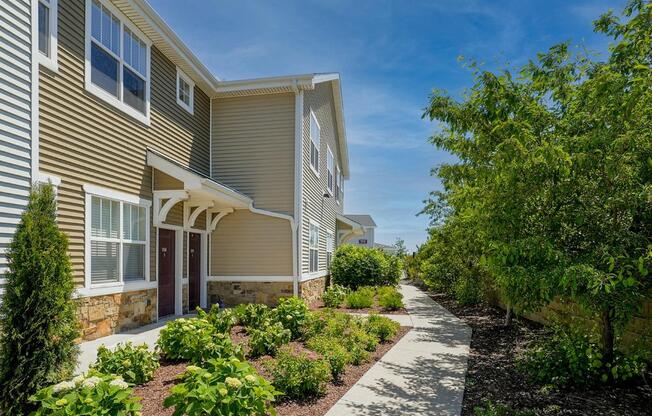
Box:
76 289 157 341
207 281 293 307
299 276 327 306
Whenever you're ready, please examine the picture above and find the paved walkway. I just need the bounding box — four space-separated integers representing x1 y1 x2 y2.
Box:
326 282 472 416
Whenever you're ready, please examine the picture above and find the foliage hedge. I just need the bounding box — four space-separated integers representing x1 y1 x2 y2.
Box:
330 245 402 289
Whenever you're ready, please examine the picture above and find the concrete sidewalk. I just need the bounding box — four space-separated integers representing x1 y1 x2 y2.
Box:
326 282 472 416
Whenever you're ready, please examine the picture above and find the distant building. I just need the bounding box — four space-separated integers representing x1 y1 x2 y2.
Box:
344 214 398 254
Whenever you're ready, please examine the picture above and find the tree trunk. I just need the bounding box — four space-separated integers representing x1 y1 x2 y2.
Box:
601 308 614 365
505 304 513 326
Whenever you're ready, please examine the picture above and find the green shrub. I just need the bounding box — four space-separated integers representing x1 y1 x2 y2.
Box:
0 184 79 414
234 304 271 328
377 286 404 310
247 322 291 357
30 372 141 415
345 287 375 309
322 284 348 308
305 336 350 379
454 276 482 306
474 401 535 416
365 314 400 343
519 325 646 387
273 297 309 340
157 317 243 364
164 357 279 416
91 342 159 385
330 245 400 288
199 305 238 333
267 348 332 398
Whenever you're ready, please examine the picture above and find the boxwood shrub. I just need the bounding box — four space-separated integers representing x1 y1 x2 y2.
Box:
330 245 401 289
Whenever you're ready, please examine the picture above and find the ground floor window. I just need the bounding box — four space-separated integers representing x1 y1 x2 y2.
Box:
86 188 150 285
326 230 334 268
309 221 319 273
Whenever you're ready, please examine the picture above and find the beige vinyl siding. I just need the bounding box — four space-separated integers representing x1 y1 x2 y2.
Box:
210 210 293 276
211 94 295 215
39 0 210 286
301 83 343 274
0 0 33 284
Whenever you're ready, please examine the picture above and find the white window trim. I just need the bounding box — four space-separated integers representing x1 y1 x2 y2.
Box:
326 146 334 195
84 0 152 125
309 110 320 178
309 220 320 274
335 165 341 205
325 228 334 268
83 184 152 295
176 67 194 114
38 0 58 72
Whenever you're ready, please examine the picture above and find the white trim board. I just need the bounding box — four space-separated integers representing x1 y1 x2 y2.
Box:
300 270 328 282
74 280 157 298
207 276 294 283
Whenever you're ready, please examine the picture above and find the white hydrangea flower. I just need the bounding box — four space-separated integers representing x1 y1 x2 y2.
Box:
52 381 75 393
244 374 257 383
225 377 242 389
109 378 129 390
72 375 85 386
82 376 101 389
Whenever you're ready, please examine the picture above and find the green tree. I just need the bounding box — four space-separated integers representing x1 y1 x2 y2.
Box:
422 0 652 363
0 183 79 414
393 237 408 257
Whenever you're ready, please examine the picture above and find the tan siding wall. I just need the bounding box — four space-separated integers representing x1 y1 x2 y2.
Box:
39 0 210 286
211 94 295 215
301 83 343 274
210 210 293 276
154 170 184 190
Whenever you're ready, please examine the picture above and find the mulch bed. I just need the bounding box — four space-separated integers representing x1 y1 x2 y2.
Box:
309 299 408 315
426 291 652 416
133 325 411 416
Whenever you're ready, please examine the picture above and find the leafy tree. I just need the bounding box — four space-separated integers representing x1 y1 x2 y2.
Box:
0 183 79 414
393 237 408 257
422 0 652 364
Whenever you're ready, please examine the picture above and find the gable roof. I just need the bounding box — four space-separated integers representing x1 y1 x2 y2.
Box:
345 214 377 228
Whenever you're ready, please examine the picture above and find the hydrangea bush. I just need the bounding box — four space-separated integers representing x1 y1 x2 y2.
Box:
247 322 291 357
272 297 309 340
91 342 159 385
29 372 141 415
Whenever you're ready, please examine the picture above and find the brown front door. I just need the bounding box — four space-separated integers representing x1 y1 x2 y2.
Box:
158 229 176 317
188 233 201 311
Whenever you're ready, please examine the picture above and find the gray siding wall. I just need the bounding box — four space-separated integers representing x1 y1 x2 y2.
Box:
0 0 33 287
301 83 344 274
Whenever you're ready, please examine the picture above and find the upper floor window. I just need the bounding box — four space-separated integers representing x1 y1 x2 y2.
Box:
309 221 319 273
85 0 151 124
38 0 58 71
327 146 334 194
335 165 341 203
176 68 194 114
310 111 320 175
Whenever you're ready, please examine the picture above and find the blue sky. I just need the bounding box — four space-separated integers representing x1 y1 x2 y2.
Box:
149 0 625 251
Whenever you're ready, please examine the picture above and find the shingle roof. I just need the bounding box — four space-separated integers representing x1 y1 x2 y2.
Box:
345 214 377 227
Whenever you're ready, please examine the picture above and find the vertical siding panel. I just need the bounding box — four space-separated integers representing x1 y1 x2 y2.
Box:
0 0 32 287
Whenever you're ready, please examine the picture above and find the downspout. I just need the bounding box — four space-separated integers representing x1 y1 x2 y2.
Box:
292 80 304 297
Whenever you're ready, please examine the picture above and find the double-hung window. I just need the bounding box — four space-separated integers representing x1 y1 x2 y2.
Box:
326 230 334 268
335 166 341 203
310 111 320 174
38 0 58 71
86 0 150 123
327 147 334 194
309 221 319 273
176 68 194 114
86 186 150 288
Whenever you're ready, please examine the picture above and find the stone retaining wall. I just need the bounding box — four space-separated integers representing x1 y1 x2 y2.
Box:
76 289 157 341
299 276 327 306
207 281 293 306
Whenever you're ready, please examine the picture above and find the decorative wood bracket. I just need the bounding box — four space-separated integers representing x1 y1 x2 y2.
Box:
184 201 214 229
207 208 234 232
153 190 188 226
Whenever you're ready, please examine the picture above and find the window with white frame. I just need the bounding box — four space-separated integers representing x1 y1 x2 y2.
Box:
339 170 344 202
309 221 319 273
326 230 334 268
86 0 150 122
38 0 58 70
176 68 194 114
310 111 320 174
335 165 341 203
327 147 334 194
89 194 148 284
